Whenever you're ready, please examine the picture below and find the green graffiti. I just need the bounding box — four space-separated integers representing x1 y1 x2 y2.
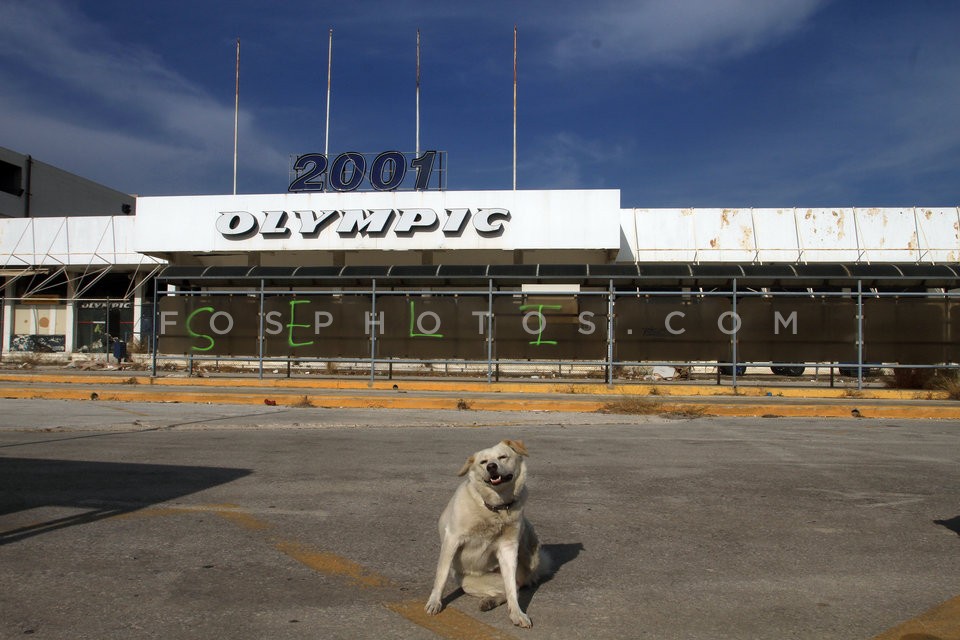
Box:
187 306 215 352
409 300 444 338
519 304 562 346
287 299 314 347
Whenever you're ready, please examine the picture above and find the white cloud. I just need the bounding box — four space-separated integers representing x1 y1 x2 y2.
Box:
552 0 829 67
522 132 631 189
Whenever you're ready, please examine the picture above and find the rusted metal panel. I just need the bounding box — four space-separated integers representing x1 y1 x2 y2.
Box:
915 207 960 263
794 208 860 262
626 208 698 262
685 208 756 263
623 207 960 263
856 207 915 262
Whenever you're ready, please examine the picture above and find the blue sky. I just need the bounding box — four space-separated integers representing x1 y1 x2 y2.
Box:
1 0 959 207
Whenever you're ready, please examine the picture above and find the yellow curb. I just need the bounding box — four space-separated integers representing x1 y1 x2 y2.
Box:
3 384 960 419
0 373 947 400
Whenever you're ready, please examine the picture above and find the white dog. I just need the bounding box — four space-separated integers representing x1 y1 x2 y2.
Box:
425 439 549 628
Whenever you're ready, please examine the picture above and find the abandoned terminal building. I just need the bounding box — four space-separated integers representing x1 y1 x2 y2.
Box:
2 145 959 382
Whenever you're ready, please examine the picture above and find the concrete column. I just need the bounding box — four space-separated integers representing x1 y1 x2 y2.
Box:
132 274 143 346
64 277 75 357
1 277 12 355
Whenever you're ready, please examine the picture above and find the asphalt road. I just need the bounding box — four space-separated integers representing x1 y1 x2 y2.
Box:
1 399 959 639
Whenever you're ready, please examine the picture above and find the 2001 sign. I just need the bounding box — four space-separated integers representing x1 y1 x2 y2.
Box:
288 150 442 193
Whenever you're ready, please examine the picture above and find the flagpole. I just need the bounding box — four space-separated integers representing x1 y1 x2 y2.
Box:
233 37 240 195
416 29 421 156
325 29 333 158
513 25 517 191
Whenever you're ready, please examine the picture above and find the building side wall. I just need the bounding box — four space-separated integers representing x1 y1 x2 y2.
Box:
0 146 135 219
29 160 135 217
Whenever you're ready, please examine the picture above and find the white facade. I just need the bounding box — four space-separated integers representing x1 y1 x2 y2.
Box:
4 190 957 268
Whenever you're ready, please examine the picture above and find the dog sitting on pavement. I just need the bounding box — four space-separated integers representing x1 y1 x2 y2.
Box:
425 439 549 628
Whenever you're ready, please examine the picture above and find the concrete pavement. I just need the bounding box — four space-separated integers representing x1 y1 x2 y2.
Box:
1 408 959 639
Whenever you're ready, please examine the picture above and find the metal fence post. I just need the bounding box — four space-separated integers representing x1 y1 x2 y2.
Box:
487 279 494 384
151 282 158 377
104 297 111 364
731 278 738 389
607 280 615 386
370 279 377 386
857 279 863 391
258 281 265 380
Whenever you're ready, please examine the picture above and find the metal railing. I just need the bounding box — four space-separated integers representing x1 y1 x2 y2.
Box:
150 277 960 389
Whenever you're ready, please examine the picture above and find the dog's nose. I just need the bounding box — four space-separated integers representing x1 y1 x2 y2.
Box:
486 462 498 474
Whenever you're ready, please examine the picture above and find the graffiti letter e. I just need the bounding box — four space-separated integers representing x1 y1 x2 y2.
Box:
288 300 315 347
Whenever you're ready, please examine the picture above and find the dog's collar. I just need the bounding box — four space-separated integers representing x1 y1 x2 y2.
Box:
483 500 515 513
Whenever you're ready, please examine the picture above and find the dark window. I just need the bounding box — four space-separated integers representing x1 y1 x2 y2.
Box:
0 160 23 196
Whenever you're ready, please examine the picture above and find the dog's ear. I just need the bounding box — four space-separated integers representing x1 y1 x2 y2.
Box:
502 439 529 457
458 455 475 476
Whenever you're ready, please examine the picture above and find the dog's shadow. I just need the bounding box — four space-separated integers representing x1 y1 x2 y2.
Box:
441 542 585 610
935 516 960 536
520 542 584 609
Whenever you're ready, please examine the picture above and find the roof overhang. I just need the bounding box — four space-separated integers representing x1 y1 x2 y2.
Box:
154 262 960 289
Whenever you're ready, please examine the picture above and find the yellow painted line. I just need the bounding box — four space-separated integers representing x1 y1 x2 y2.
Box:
109 502 518 639
274 537 523 639
870 595 960 640
209 505 273 531
386 599 519 640
274 540 394 589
